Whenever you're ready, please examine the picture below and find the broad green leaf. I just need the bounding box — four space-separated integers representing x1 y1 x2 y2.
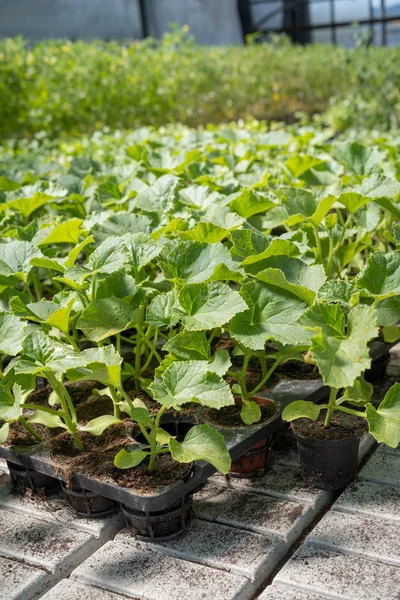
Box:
366 383 400 448
164 331 210 361
85 237 129 275
1 192 61 219
356 251 400 299
121 232 161 274
208 349 231 377
337 192 370 214
92 213 152 239
255 259 326 305
96 273 137 301
285 155 324 178
299 302 345 338
66 345 122 387
229 189 275 218
11 297 74 336
0 176 20 191
180 222 229 243
150 360 234 409
27 410 67 429
230 229 271 262
339 377 373 407
134 174 180 212
80 415 121 436
357 174 400 200
0 313 28 355
156 428 174 445
282 400 321 422
281 187 334 227
241 239 300 271
229 280 309 350
308 305 378 389
159 240 239 284
16 331 80 376
318 280 358 305
77 298 133 342
382 325 400 343
241 400 262 425
114 448 148 469
333 142 383 176
178 281 248 331
35 218 85 246
146 290 180 328
169 423 231 474
0 241 42 283
130 407 152 425
65 236 95 268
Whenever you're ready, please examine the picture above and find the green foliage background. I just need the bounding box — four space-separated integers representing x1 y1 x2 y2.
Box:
1 30 400 138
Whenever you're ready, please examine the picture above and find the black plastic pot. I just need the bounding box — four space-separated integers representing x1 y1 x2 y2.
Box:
60 482 120 518
122 493 193 541
364 352 390 383
292 429 361 491
7 462 60 495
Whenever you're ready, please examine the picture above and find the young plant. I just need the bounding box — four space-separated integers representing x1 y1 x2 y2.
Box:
282 301 400 448
114 358 235 474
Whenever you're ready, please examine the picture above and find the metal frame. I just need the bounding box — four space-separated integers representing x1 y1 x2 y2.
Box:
240 0 400 45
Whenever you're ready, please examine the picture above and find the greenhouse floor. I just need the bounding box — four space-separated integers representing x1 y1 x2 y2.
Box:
1 349 399 600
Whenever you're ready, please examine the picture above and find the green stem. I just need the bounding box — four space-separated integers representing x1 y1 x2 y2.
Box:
324 387 338 427
335 405 366 419
65 333 80 352
91 272 97 301
239 350 251 401
148 406 167 473
18 416 43 442
47 373 83 451
248 358 281 399
118 387 134 412
24 281 35 302
312 223 323 265
258 352 267 377
116 333 121 355
24 404 64 416
141 328 159 375
108 386 121 419
136 323 162 363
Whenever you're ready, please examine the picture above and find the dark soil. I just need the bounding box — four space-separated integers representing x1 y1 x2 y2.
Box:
75 394 115 424
206 400 276 428
115 454 191 492
5 421 46 448
292 410 367 440
226 367 279 393
278 360 321 381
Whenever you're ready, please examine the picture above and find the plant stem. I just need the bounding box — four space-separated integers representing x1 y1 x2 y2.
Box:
108 386 121 419
148 406 166 473
18 416 43 442
65 333 80 352
47 373 83 451
116 333 121 355
324 387 338 427
312 223 323 265
24 404 63 416
258 352 267 377
248 357 281 399
141 328 159 375
239 350 251 401
91 272 97 301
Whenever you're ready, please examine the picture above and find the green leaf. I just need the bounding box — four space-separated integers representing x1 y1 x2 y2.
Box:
382 325 400 343
150 360 234 409
318 280 358 306
77 297 133 342
2 192 62 219
208 349 231 377
255 260 326 305
11 297 74 336
376 297 400 327
356 251 400 299
169 424 231 474
281 188 334 226
308 305 378 389
146 290 180 328
16 331 80 376
285 155 324 178
241 400 262 425
96 273 137 301
229 189 275 218
80 415 121 436
164 331 210 361
35 218 85 246
241 239 300 270
85 237 129 275
27 410 66 429
121 232 161 274
114 448 149 469
0 313 28 355
230 229 271 262
178 281 248 331
229 280 309 350
0 241 42 283
0 422 10 443
134 174 180 212
299 302 345 338
339 377 373 407
156 427 175 445
66 345 122 387
366 383 400 448
282 400 321 422
130 407 152 425
180 222 229 243
333 142 383 176
159 241 240 284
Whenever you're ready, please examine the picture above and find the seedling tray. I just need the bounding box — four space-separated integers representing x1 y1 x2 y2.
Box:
0 376 328 512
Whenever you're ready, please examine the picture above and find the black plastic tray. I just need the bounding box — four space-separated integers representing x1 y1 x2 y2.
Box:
0 376 328 512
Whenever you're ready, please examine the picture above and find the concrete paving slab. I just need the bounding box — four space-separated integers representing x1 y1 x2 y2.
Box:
209 463 332 507
0 556 50 600
375 443 400 457
194 483 317 543
40 578 125 599
275 543 400 599
117 518 285 583
307 510 400 566
273 432 298 468
257 582 332 599
0 481 125 539
358 452 400 487
0 508 101 575
72 540 253 600
334 480 400 522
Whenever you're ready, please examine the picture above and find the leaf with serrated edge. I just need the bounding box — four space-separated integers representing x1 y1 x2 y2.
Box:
366 383 400 448
77 298 133 342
